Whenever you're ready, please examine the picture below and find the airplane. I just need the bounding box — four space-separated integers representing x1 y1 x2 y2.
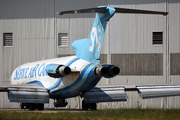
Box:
1 6 180 111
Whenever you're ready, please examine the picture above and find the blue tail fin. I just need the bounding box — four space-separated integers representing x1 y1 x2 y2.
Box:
72 6 116 64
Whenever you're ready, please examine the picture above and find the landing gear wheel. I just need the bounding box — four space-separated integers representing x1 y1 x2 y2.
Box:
20 103 25 109
29 103 36 111
82 100 97 110
82 100 88 110
37 103 44 111
90 103 97 110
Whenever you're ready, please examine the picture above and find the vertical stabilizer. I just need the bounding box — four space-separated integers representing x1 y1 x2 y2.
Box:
72 6 116 64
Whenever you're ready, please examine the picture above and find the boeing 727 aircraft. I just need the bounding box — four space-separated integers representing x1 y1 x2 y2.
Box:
1 6 180 110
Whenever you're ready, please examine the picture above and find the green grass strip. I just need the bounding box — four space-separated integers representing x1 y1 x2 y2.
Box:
1 109 180 120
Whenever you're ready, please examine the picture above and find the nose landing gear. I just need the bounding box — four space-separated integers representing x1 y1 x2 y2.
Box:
54 98 68 107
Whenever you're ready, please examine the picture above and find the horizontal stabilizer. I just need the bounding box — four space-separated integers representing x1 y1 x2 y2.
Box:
57 6 168 16
115 7 168 16
57 7 106 15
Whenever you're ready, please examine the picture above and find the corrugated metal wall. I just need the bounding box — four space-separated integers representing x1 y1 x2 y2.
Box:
0 0 56 108
106 0 167 109
107 0 180 109
0 0 180 109
168 0 180 108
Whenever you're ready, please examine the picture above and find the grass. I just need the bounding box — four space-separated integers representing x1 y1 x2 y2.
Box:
0 109 180 120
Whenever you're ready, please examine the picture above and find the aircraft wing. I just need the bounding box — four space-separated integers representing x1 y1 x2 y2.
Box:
136 85 180 99
83 86 128 103
0 84 46 91
0 84 49 103
83 85 180 103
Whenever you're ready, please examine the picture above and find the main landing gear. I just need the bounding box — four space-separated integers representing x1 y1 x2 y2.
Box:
20 103 44 111
20 99 97 111
82 100 97 110
53 98 97 110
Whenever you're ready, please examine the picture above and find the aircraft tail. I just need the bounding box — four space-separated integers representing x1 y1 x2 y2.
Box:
57 6 168 64
71 7 115 64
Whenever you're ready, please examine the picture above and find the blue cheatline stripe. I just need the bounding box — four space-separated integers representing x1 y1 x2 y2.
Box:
66 57 80 66
51 63 94 95
27 80 44 87
47 57 80 90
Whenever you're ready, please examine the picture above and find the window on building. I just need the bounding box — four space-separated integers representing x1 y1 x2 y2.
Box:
3 33 13 46
58 33 68 47
152 32 163 45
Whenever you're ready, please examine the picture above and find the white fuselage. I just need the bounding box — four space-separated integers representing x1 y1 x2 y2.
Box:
11 56 100 98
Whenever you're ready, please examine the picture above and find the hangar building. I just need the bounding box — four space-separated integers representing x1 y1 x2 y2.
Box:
0 0 180 109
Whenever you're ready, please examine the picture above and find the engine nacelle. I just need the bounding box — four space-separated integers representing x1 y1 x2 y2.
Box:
102 64 120 78
93 65 108 77
45 64 71 78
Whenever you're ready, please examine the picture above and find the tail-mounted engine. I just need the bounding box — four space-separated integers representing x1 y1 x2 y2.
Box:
45 64 71 78
93 65 108 77
102 64 120 78
93 64 120 78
